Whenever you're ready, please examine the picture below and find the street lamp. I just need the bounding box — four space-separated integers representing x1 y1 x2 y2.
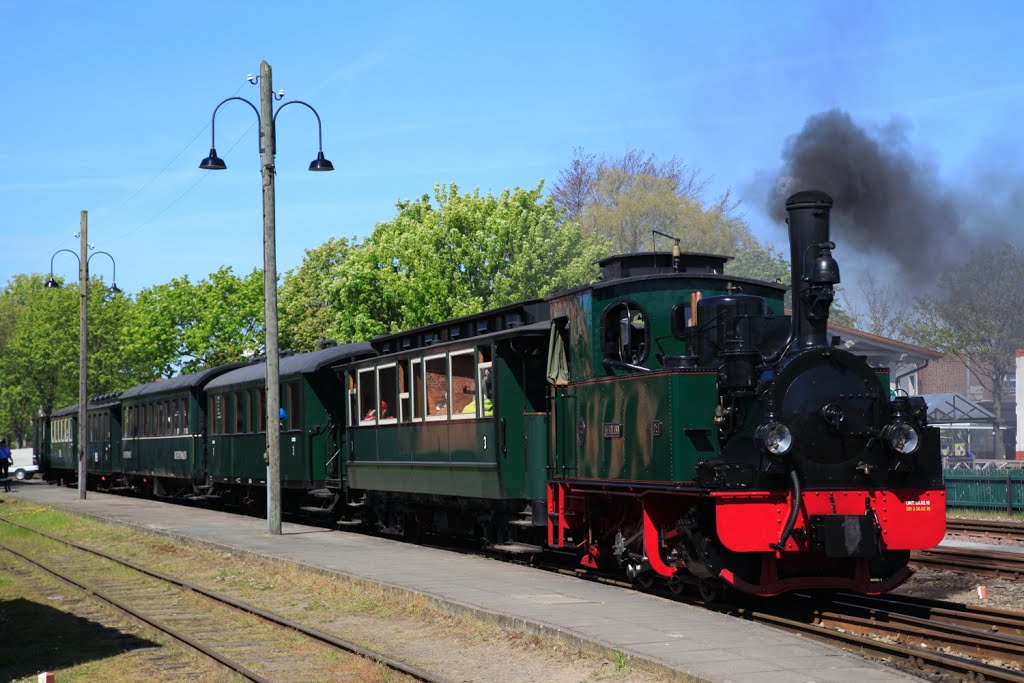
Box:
45 211 120 500
200 60 334 535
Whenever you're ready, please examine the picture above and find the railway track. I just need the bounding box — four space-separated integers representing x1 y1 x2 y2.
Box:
719 591 1024 682
0 516 449 683
947 518 1024 543
503 545 1024 681
911 546 1024 581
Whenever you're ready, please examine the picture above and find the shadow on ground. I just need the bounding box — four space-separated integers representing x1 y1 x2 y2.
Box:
0 597 159 681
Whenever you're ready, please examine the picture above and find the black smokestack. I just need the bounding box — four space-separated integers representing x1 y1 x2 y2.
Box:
769 109 963 284
785 191 839 351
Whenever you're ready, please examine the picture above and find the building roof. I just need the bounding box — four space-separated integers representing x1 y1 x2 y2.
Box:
826 321 943 362
921 392 996 423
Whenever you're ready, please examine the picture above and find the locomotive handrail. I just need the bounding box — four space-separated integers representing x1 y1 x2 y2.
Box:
602 359 652 374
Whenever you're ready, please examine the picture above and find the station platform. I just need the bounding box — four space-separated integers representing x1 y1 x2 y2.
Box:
2 481 924 683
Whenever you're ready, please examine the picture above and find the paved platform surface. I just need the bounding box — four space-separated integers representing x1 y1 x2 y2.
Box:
2 481 924 682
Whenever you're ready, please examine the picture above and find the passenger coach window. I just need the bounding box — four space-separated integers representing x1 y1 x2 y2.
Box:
451 350 476 419
358 368 377 425
248 389 259 433
234 393 245 433
282 383 301 430
425 354 448 420
377 365 397 423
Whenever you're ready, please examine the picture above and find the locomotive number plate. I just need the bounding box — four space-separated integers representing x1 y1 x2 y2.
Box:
173 450 188 460
603 423 622 438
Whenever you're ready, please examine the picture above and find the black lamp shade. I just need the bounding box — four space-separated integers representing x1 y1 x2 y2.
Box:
108 283 123 295
45 277 60 289
308 151 334 172
199 148 227 170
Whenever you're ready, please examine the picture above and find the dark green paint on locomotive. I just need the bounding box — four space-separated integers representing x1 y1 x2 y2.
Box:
556 371 719 484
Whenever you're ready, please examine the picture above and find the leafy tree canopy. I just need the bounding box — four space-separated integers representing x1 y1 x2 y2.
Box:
302 182 608 344
907 243 1024 457
0 274 136 444
126 266 264 376
279 237 354 353
551 148 756 256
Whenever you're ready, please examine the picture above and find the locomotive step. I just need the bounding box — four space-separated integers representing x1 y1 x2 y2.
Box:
336 518 363 527
308 488 335 499
509 519 537 527
299 506 332 514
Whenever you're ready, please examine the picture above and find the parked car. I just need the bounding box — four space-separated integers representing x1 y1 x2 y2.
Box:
9 448 38 480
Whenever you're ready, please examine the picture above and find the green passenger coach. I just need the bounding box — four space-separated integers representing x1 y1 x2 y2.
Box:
203 342 373 510
342 302 551 542
120 364 245 497
86 393 123 488
43 404 78 484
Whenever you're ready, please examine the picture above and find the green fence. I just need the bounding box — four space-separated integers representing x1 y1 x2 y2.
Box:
943 468 1024 512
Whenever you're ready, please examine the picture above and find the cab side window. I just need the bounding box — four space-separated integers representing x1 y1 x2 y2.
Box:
601 301 649 365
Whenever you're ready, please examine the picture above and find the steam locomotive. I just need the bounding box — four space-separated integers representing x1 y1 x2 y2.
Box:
36 190 946 598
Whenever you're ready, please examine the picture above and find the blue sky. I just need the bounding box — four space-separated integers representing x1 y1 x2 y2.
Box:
2 1 1022 297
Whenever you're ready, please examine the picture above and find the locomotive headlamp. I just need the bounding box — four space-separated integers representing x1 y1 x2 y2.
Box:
882 422 920 455
755 422 793 455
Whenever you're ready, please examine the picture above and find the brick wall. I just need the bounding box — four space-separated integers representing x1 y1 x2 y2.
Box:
918 355 968 395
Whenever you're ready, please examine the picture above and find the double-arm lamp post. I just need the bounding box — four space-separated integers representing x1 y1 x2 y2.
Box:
200 60 333 535
45 210 121 500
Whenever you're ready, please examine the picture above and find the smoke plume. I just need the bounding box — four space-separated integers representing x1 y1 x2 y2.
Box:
767 109 965 285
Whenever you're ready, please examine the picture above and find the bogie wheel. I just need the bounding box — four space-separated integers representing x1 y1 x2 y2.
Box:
698 577 723 603
667 575 686 595
635 573 654 590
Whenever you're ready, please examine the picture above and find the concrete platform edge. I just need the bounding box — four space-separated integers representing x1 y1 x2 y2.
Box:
43 501 711 683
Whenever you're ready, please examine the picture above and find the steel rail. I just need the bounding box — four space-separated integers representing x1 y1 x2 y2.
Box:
912 546 1024 580
727 603 1024 683
0 542 271 683
0 515 450 683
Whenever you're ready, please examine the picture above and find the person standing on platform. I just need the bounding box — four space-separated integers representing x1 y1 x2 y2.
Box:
0 440 11 492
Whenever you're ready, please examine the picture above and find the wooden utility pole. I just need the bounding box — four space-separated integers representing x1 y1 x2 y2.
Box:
260 60 282 535
78 210 88 500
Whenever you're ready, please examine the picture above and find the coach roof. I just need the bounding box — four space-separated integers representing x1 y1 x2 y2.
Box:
120 362 252 400
205 341 375 390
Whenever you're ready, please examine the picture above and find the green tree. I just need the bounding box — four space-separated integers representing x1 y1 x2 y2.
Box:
126 267 265 376
0 274 137 444
322 182 608 342
840 272 914 340
726 242 789 284
908 243 1024 459
551 148 755 256
279 237 353 353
